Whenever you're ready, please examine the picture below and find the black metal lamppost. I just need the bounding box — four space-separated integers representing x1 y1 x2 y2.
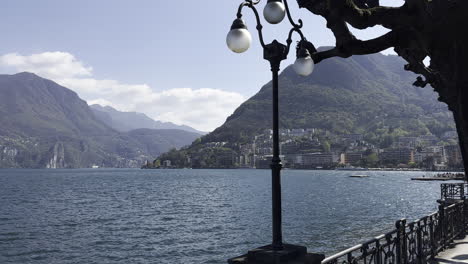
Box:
226 0 318 263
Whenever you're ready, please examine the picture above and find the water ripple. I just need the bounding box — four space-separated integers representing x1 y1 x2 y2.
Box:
0 169 444 264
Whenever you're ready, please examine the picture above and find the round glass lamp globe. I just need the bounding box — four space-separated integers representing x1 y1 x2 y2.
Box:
226 28 252 53
293 56 314 76
263 1 286 24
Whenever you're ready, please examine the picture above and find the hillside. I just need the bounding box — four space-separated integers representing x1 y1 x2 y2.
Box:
157 53 457 168
203 53 454 144
0 72 200 168
128 128 202 157
90 104 205 134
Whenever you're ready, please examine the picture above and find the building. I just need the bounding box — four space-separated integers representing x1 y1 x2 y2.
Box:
216 151 235 168
255 155 285 169
417 135 439 146
342 134 363 142
379 148 415 164
162 160 172 167
414 146 445 163
445 145 463 167
286 153 339 168
344 152 363 165
441 131 458 140
397 137 418 148
290 129 306 137
303 153 339 166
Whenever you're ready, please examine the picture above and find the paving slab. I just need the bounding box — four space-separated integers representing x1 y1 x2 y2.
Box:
431 237 468 264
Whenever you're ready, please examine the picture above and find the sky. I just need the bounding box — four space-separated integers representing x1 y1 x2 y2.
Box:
0 0 404 132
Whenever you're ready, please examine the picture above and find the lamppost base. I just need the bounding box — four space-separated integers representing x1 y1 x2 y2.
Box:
228 244 324 264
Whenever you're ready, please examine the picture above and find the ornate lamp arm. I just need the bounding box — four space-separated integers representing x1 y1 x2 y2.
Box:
236 0 312 57
237 0 267 48
284 0 303 29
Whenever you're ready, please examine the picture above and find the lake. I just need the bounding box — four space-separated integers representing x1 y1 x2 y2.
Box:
0 169 451 264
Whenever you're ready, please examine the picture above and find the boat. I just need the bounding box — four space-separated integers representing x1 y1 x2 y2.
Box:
349 175 369 178
336 166 368 171
411 173 465 181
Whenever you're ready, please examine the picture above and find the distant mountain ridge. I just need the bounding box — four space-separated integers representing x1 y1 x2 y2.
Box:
202 53 455 143
90 104 205 135
159 52 457 169
0 72 200 168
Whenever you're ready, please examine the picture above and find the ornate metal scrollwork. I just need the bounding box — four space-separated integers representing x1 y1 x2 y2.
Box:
321 201 466 264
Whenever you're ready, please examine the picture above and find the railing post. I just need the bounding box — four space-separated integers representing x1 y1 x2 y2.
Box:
375 240 381 264
462 198 467 238
438 204 446 249
396 219 407 264
450 206 455 243
461 196 467 237
347 252 353 264
396 220 402 264
429 215 436 259
416 220 430 264
441 184 445 200
416 220 424 264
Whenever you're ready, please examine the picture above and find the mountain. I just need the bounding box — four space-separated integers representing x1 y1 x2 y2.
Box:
128 128 201 157
0 72 200 168
159 52 456 168
90 104 205 135
202 53 455 144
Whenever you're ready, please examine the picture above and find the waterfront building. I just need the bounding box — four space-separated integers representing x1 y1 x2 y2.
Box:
445 144 463 166
379 148 415 164
216 151 235 168
414 146 445 163
344 152 363 165
302 153 339 167
255 155 285 169
163 160 171 167
283 154 304 168
283 153 339 168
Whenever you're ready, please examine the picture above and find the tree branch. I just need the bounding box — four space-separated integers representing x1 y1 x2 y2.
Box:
311 30 398 63
297 0 408 30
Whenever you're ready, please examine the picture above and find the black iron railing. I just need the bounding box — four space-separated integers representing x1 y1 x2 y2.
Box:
441 183 467 200
321 201 467 264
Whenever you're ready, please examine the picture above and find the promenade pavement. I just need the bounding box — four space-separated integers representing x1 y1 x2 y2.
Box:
431 236 468 264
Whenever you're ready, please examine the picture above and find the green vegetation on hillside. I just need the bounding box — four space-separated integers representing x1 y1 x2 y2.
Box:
156 53 457 169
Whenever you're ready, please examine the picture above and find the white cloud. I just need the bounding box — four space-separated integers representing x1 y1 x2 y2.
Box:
0 52 245 131
0 52 92 79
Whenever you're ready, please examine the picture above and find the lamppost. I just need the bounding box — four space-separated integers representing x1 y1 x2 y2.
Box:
226 0 318 263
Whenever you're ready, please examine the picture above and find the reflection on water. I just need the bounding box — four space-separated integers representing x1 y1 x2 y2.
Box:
0 169 446 264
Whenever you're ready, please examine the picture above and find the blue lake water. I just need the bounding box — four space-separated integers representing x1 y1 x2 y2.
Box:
0 169 454 264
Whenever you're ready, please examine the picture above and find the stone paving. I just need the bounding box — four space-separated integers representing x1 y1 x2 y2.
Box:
431 237 468 264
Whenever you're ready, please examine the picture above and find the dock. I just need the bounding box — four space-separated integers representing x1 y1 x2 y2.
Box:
411 172 465 181
411 177 464 181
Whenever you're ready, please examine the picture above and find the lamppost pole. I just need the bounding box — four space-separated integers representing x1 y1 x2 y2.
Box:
271 51 283 250
227 0 318 262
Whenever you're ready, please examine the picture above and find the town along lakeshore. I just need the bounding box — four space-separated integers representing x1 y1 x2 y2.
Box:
150 130 463 171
